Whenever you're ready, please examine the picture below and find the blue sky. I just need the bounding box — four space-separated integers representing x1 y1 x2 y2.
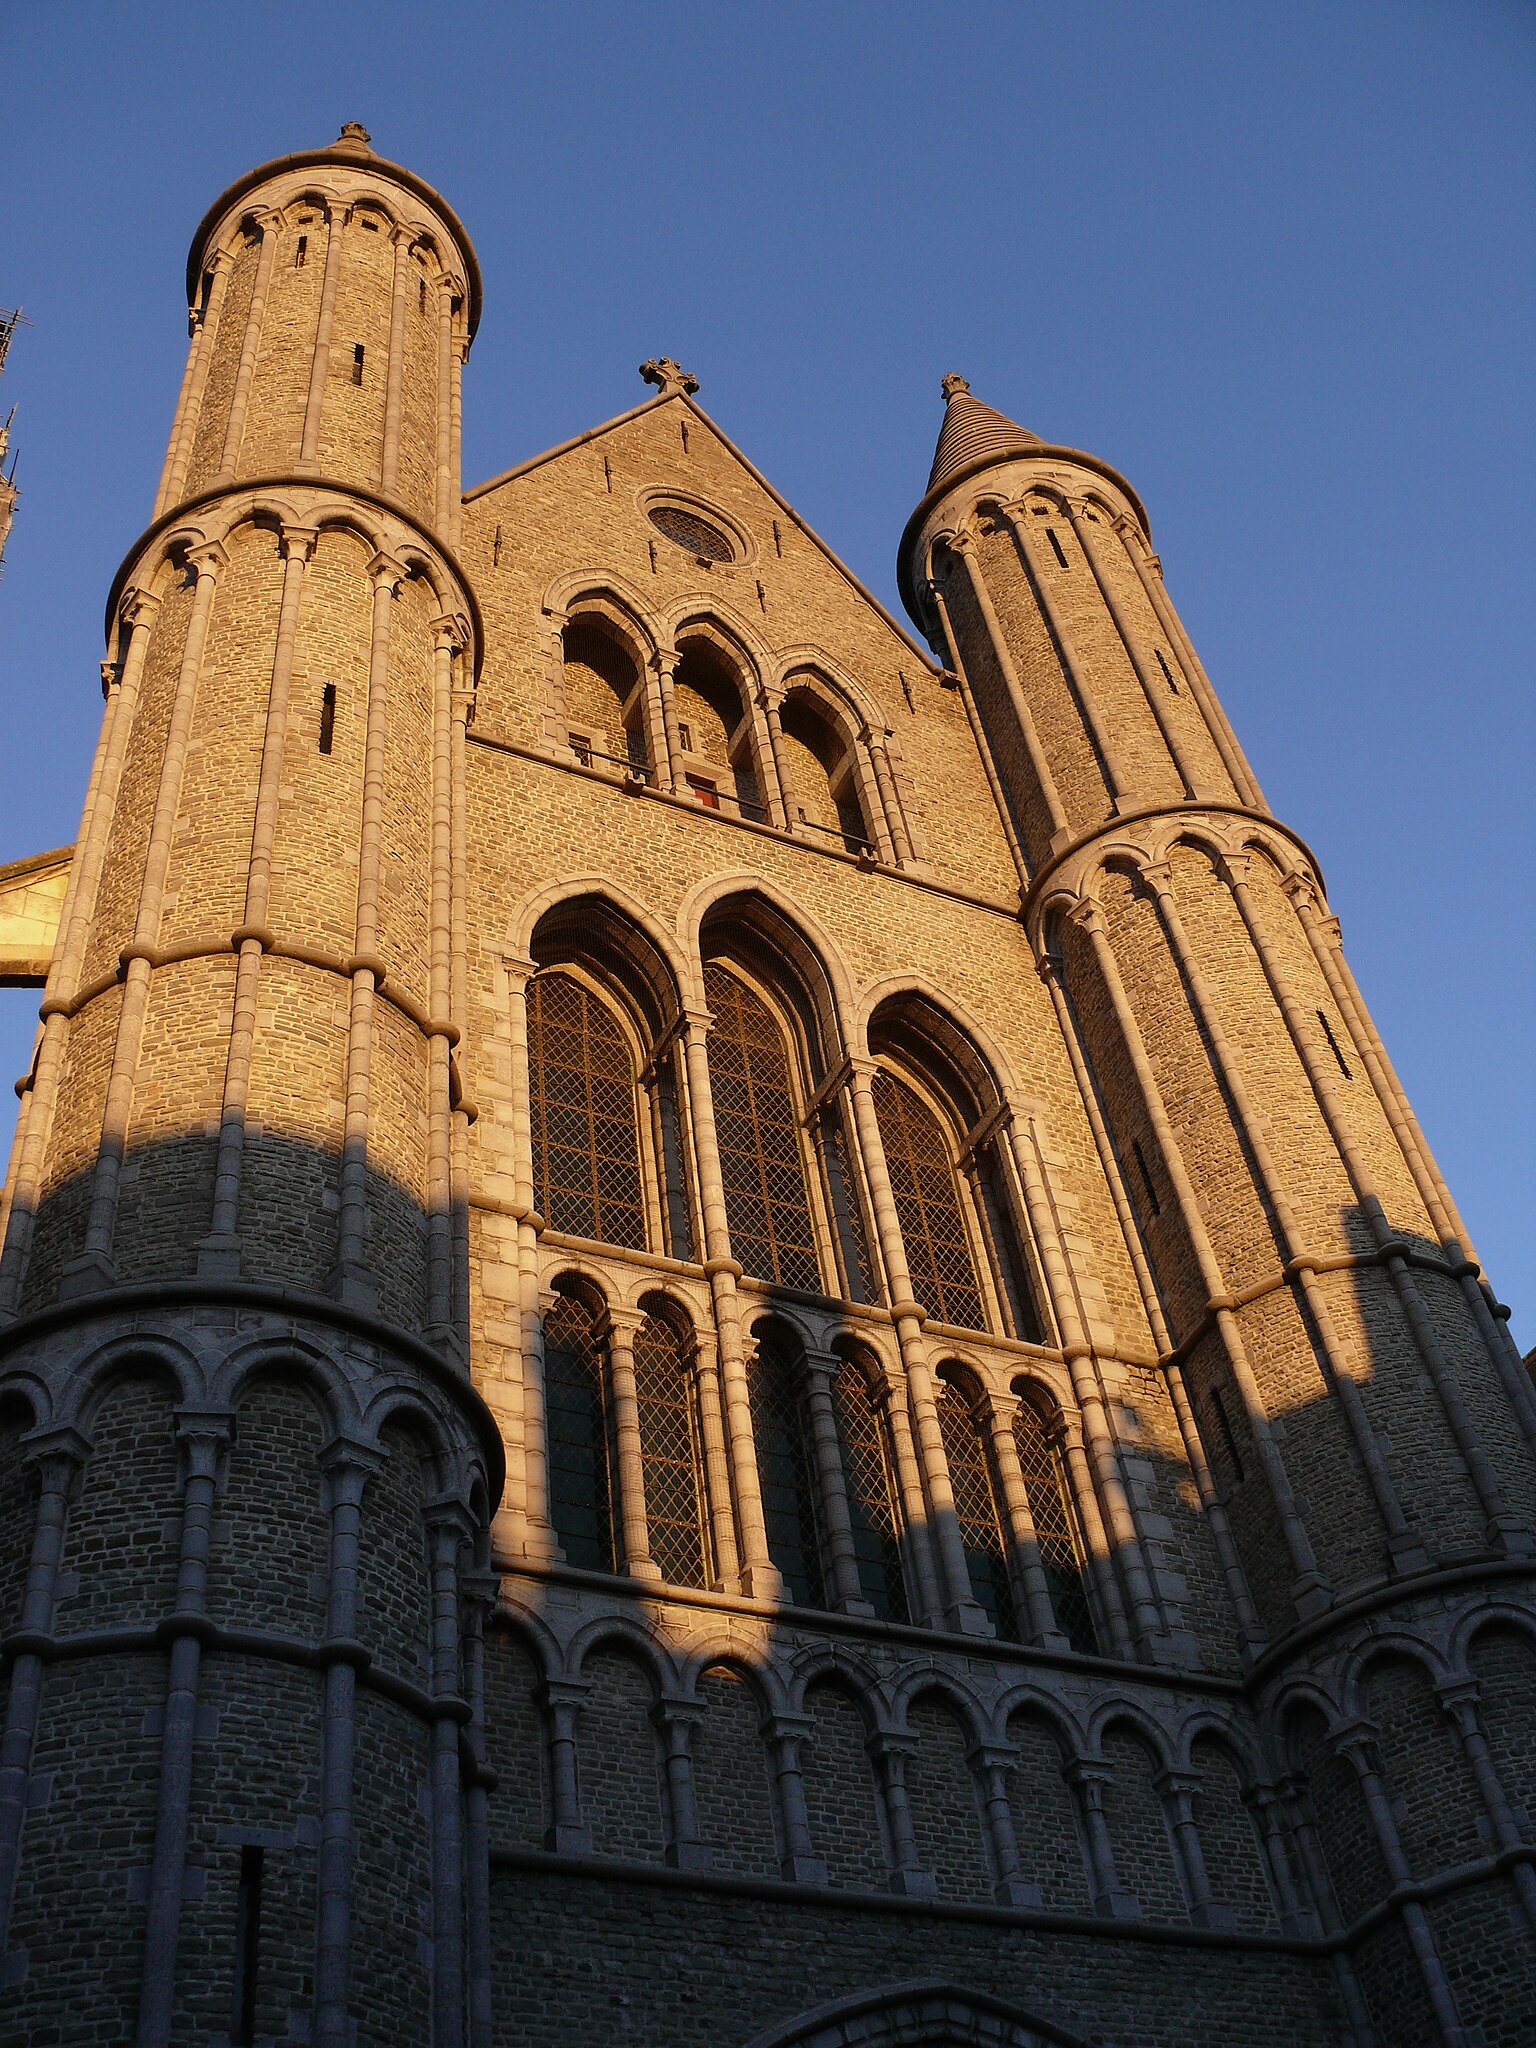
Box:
1 1 1531 1335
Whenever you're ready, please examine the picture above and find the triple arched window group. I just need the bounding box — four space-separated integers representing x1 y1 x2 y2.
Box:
557 608 916 864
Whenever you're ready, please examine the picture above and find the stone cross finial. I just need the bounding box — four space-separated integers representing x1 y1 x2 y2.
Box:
640 357 700 398
941 373 971 402
335 122 373 150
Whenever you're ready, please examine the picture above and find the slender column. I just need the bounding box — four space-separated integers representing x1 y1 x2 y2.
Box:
1036 951 1265 1651
947 535 1073 841
680 1014 780 1595
869 1734 935 1896
298 202 346 467
690 1332 740 1588
1333 1727 1468 2047
1112 516 1265 808
214 214 279 480
313 1449 376 2048
1290 878 1536 1430
1158 1768 1225 1927
1000 1113 1156 1652
1226 857 1524 1549
847 742 894 861
0 1435 85 1945
425 1505 470 2048
424 616 461 1336
449 659 474 1341
332 554 404 1303
1437 1682 1536 1935
650 649 683 793
498 961 554 1560
136 1412 232 2048
380 227 412 493
873 1367 945 1628
1065 1761 1138 1918
746 688 787 829
652 1701 712 1871
155 248 233 515
980 1393 1067 1648
1072 900 1330 1612
845 1060 986 1632
1245 1784 1311 1934
866 734 913 865
434 274 455 535
448 318 466 549
1145 860 1429 1569
539 1681 592 1854
971 1743 1039 1907
926 575 1031 884
604 1307 660 1581
459 1571 497 2048
202 524 317 1267
802 1353 872 1614
999 509 1133 815
69 544 226 1286
0 591 160 1306
1053 1408 1132 1655
762 1715 827 1883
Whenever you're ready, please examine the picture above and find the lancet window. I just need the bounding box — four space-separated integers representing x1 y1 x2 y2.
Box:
778 688 873 854
1012 1387 1098 1653
528 972 648 1251
633 1305 709 1590
747 1323 825 1608
562 615 650 773
934 1371 1021 1641
833 1355 909 1621
871 1069 988 1330
672 638 764 819
542 1287 614 1573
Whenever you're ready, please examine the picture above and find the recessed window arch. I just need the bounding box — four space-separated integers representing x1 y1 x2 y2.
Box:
934 1364 1021 1642
778 682 873 855
562 611 650 772
1011 1381 1098 1654
871 1066 987 1330
746 1319 825 1608
671 629 764 819
542 1281 615 1574
832 1347 909 1622
632 1295 709 1591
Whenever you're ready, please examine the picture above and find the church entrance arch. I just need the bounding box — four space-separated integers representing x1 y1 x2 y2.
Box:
742 1980 1091 2048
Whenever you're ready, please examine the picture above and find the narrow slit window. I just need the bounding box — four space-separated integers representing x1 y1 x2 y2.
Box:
1318 1009 1353 1079
1155 649 1180 693
1047 527 1069 570
1131 1138 1161 1218
419 277 427 312
1208 1385 1246 1486
318 683 336 755
351 343 365 385
230 1844 264 2046
295 235 308 269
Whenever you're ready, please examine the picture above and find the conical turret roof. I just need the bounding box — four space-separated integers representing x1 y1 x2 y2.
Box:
925 374 1043 494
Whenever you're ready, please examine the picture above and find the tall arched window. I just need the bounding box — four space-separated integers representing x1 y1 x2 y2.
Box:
778 691 871 854
1012 1388 1098 1654
673 638 762 818
747 1324 824 1608
935 1373 1020 1642
528 972 647 1250
871 1069 986 1330
542 1287 614 1573
633 1304 709 1590
563 615 648 771
703 963 823 1294
833 1356 908 1622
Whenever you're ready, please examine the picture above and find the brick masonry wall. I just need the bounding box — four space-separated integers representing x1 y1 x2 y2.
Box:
690 1663 781 1879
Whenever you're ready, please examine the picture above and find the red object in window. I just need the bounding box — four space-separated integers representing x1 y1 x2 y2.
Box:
687 775 719 809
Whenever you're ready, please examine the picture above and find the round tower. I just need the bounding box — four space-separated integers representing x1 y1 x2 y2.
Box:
0 132 498 2048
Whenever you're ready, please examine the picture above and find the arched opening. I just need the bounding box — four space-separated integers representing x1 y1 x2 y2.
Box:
778 686 872 854
746 1319 824 1608
632 1293 709 1591
934 1365 1020 1641
1010 1383 1098 1654
832 1348 908 1621
542 1280 614 1574
562 614 649 773
672 634 762 817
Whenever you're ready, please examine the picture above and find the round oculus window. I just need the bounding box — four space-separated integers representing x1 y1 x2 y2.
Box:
648 505 735 562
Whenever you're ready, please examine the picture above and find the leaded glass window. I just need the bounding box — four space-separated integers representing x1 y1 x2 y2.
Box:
871 1069 986 1330
935 1377 1019 1641
833 1360 907 1621
529 972 647 1250
1013 1394 1098 1654
748 1326 824 1608
634 1312 708 1590
543 1292 614 1573
703 964 822 1293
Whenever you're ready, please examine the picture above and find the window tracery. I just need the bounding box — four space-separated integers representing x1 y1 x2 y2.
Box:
633 1306 710 1591
528 972 648 1251
935 1372 1020 1642
543 1287 614 1573
833 1357 908 1622
1013 1388 1098 1653
871 1067 987 1330
747 1324 825 1608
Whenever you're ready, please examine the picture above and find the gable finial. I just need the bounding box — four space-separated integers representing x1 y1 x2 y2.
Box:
640 357 700 398
335 122 373 151
941 372 971 403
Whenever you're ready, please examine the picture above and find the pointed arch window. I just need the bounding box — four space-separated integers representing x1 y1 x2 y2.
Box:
833 1358 908 1622
871 1069 986 1330
1013 1390 1098 1654
935 1373 1020 1642
528 972 647 1251
747 1325 824 1608
703 963 823 1294
633 1308 709 1590
542 1289 614 1573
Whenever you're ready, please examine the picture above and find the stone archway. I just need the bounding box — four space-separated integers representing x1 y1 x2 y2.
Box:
743 1979 1091 2048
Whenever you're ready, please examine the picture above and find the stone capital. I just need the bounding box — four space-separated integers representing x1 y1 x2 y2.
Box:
279 522 320 561
186 538 229 580
367 549 409 592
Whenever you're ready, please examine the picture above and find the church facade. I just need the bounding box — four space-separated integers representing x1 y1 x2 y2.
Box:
1 127 1533 2048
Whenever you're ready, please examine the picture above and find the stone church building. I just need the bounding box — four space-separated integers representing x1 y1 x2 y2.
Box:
0 126 1532 2048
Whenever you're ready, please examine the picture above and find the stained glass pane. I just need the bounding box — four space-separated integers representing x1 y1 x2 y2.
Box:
529 973 648 1251
747 1327 824 1608
1013 1397 1098 1654
634 1314 708 1590
833 1361 908 1622
935 1379 1019 1641
649 505 734 562
872 1069 986 1330
543 1293 614 1573
703 964 823 1294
